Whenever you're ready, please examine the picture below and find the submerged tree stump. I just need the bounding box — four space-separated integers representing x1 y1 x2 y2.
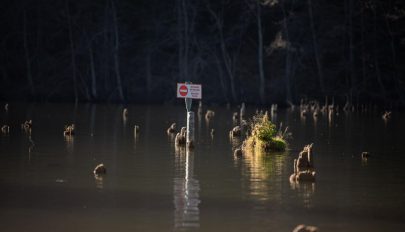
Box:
175 127 187 146
205 110 215 120
134 125 140 135
93 163 107 175
290 144 316 183
21 120 32 134
292 224 318 232
1 125 10 134
229 126 241 138
382 111 391 121
64 124 75 136
167 123 177 134
233 148 243 158
361 151 370 159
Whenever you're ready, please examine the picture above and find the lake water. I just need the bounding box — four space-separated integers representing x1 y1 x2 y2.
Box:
0 103 404 231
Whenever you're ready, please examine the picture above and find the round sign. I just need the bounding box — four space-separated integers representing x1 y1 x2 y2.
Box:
179 85 188 97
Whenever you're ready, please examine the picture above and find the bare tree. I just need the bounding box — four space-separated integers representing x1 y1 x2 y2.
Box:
212 51 229 102
280 1 292 103
360 2 367 94
177 0 189 82
88 39 97 99
372 5 386 99
181 0 190 80
66 0 78 103
111 0 125 102
256 0 266 104
206 3 238 103
307 0 325 93
23 9 35 96
384 7 405 105
102 0 111 98
347 0 355 101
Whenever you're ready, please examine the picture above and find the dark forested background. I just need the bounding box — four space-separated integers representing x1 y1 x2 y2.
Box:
1 0 404 107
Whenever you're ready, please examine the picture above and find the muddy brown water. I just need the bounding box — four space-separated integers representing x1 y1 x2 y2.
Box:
0 103 404 231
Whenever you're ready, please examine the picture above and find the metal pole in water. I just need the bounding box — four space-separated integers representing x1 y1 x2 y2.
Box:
186 111 195 147
185 83 195 148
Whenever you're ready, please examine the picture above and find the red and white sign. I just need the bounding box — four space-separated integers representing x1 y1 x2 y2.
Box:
177 83 202 99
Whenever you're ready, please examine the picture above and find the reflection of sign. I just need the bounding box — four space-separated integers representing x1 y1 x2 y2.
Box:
177 83 202 99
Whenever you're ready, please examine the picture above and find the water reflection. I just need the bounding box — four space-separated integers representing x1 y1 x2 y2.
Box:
241 150 287 202
1 103 404 231
361 157 369 166
327 113 332 128
28 135 34 162
64 134 74 154
94 174 104 189
173 146 201 230
290 181 315 209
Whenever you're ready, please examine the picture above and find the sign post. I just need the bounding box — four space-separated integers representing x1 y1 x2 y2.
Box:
186 111 194 147
177 83 202 149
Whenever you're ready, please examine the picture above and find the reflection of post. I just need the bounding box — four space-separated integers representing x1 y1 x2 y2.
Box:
174 148 200 230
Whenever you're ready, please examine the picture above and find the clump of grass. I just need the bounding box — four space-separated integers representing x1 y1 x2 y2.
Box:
269 137 287 151
244 112 287 153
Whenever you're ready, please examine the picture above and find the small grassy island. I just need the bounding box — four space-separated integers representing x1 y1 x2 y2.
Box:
244 113 288 153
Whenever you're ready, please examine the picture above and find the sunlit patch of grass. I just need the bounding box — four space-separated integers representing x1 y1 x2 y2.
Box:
268 136 287 152
244 113 287 153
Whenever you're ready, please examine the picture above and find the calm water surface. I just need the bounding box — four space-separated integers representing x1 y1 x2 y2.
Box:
0 103 405 231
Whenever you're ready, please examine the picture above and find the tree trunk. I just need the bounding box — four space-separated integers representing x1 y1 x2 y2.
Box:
102 1 111 99
111 0 125 102
221 39 237 103
66 0 78 103
1 66 9 83
214 53 229 102
23 9 35 97
206 5 237 103
281 1 292 103
35 4 42 93
146 47 152 100
257 1 265 104
348 0 355 101
373 8 386 99
307 0 325 93
177 0 183 81
360 3 367 93
182 0 189 80
385 15 405 105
